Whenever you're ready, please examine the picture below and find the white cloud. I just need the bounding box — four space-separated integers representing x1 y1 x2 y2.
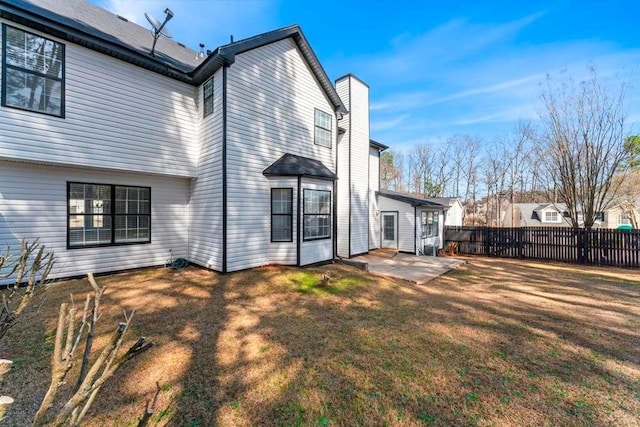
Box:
371 114 411 132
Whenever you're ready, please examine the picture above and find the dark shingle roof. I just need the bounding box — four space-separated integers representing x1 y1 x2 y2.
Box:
263 153 336 180
377 190 448 208
370 139 389 151
1 0 200 73
1 0 347 112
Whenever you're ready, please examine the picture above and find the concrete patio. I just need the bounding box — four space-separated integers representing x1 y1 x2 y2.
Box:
353 250 465 284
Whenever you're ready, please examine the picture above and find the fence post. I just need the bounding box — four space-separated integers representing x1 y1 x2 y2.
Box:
518 228 524 259
578 229 588 264
484 227 490 256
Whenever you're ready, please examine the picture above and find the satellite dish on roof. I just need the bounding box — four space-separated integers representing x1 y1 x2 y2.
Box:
145 12 173 39
145 8 174 56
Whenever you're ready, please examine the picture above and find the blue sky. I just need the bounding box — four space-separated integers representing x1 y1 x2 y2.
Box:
90 0 640 152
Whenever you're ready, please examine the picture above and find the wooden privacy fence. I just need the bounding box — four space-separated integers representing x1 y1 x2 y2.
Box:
444 226 640 268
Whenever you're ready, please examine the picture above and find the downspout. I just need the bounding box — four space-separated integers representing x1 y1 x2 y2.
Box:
333 111 339 261
297 175 302 266
347 77 352 257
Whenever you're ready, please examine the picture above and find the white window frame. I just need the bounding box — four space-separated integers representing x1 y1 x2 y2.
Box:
544 211 559 222
421 211 439 238
618 213 631 226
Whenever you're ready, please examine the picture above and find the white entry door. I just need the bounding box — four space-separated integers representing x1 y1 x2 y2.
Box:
381 212 398 248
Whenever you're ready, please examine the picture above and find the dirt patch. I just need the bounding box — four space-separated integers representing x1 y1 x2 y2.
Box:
1 259 639 426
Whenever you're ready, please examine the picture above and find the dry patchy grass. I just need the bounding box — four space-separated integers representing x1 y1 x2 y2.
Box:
1 258 639 426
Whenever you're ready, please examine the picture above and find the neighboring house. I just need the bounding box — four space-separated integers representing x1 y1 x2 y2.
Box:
376 190 448 255
502 203 572 227
599 203 640 229
500 203 635 228
425 197 464 226
0 0 446 284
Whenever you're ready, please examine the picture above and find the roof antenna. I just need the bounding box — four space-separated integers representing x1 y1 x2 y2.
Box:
196 43 205 60
145 8 174 56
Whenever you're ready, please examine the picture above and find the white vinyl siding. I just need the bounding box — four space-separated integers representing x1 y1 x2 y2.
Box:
0 160 188 284
0 19 198 177
347 78 369 256
444 201 464 226
377 195 416 254
225 38 335 272
336 81 350 258
189 67 224 271
335 75 369 257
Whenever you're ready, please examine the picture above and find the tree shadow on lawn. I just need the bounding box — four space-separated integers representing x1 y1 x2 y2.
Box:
2 259 639 426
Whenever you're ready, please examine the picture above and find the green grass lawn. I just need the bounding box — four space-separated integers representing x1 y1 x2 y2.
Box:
1 258 639 426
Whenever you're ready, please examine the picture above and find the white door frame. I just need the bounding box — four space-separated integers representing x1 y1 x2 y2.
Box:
380 211 398 249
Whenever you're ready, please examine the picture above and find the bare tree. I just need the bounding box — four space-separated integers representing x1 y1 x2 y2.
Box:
33 273 153 426
380 150 402 190
0 239 54 340
539 68 629 229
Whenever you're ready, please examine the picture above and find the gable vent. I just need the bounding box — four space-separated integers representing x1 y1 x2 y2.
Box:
116 15 129 22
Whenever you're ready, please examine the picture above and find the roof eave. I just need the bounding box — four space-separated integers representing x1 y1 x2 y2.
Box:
191 25 346 112
263 172 337 181
370 139 389 151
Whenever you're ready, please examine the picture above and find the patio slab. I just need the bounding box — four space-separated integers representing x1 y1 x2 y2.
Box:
355 251 465 284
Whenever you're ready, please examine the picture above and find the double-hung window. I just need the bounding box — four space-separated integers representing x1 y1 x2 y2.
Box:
2 25 64 116
271 188 293 242
303 189 331 240
421 211 439 238
314 109 332 148
618 213 631 226
545 211 559 222
203 78 213 118
68 183 150 248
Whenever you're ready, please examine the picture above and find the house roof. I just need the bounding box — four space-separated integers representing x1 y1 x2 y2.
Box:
369 139 389 151
512 203 572 227
263 153 337 181
1 0 347 113
377 190 448 208
425 197 462 207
